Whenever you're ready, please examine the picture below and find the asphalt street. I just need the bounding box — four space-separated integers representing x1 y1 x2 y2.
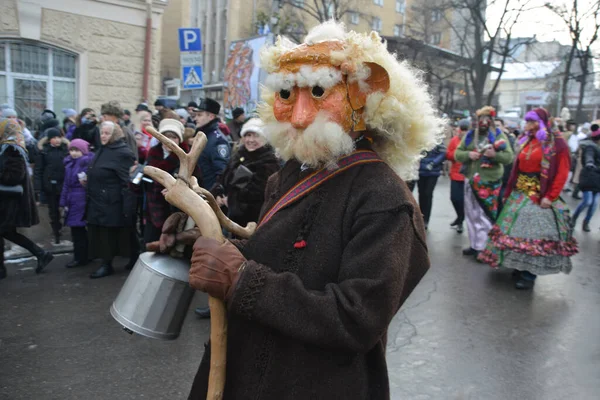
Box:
1 178 599 400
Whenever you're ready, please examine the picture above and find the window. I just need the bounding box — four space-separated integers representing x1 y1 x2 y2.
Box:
394 24 404 37
53 51 76 78
396 0 405 13
374 0 384 6
350 11 359 25
0 44 5 71
0 76 6 105
431 9 442 22
372 17 382 32
430 32 442 45
166 86 178 97
0 41 77 129
53 81 76 117
11 43 49 75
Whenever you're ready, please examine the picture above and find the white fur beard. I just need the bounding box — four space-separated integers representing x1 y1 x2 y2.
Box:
264 113 355 169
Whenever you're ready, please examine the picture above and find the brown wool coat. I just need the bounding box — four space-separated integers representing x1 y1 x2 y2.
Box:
188 144 430 400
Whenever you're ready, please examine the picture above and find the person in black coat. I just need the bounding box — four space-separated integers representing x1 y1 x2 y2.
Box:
193 98 230 190
86 121 136 279
211 118 280 228
72 108 101 151
406 143 447 229
0 119 54 279
34 128 70 244
571 129 600 231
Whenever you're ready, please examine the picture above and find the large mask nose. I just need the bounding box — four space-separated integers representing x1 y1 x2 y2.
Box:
290 88 318 130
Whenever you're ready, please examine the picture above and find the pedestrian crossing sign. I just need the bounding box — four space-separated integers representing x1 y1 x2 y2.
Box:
182 66 203 89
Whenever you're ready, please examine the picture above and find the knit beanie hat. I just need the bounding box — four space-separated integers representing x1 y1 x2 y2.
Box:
232 107 245 119
458 119 470 131
175 108 190 120
46 127 62 140
136 103 150 112
159 118 184 142
41 118 60 132
69 138 90 154
41 109 57 122
2 108 17 118
241 118 265 137
62 108 77 119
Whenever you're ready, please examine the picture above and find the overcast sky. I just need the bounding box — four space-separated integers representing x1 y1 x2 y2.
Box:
486 0 599 47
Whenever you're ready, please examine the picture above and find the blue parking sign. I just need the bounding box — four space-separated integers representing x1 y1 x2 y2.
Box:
178 28 202 52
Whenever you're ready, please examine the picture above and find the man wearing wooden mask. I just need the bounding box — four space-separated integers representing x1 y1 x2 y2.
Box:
156 21 444 399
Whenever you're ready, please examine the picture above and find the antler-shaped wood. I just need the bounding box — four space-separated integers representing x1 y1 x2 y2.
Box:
143 126 232 400
189 178 257 239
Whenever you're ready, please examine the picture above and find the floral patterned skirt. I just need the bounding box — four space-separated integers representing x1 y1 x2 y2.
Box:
478 190 578 275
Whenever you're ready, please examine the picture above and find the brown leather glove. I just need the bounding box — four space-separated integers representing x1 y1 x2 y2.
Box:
190 237 247 301
146 212 201 254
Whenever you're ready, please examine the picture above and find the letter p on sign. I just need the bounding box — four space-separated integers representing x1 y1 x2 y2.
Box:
178 28 202 52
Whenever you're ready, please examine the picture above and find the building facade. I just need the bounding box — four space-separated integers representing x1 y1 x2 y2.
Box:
160 0 465 105
0 0 166 128
489 38 600 121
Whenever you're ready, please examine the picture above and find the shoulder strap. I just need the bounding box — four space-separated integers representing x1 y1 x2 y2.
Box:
258 150 383 229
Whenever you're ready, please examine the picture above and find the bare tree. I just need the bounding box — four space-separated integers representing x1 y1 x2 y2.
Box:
255 8 307 43
441 0 534 109
546 0 600 120
282 0 356 23
255 0 358 42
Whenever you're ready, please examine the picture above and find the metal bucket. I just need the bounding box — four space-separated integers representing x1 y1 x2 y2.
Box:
110 252 194 340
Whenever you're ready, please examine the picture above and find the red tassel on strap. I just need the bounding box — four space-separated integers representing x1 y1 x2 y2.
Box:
293 240 307 249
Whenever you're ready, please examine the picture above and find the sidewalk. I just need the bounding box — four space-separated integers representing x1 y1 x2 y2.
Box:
3 204 73 260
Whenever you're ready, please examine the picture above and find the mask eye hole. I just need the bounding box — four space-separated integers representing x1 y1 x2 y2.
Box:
279 89 291 100
311 86 325 98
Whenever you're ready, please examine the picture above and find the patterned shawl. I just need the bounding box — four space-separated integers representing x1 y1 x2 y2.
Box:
505 131 570 200
0 118 28 160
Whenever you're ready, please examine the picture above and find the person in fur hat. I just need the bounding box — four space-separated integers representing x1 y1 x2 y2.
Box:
35 128 70 244
148 21 441 399
100 100 138 161
455 106 514 258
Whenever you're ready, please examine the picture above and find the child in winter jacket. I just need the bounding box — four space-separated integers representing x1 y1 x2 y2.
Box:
59 139 94 267
35 128 69 244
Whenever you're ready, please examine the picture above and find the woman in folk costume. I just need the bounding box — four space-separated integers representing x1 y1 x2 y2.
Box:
455 106 515 258
478 107 578 289
149 21 444 399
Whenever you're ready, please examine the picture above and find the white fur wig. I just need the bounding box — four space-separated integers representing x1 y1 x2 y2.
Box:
258 20 445 180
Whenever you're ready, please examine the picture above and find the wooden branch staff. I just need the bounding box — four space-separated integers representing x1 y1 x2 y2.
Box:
143 126 255 399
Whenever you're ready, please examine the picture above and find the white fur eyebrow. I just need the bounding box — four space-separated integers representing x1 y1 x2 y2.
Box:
265 67 343 92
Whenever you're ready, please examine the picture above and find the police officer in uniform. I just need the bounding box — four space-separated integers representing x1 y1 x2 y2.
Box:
193 98 230 191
